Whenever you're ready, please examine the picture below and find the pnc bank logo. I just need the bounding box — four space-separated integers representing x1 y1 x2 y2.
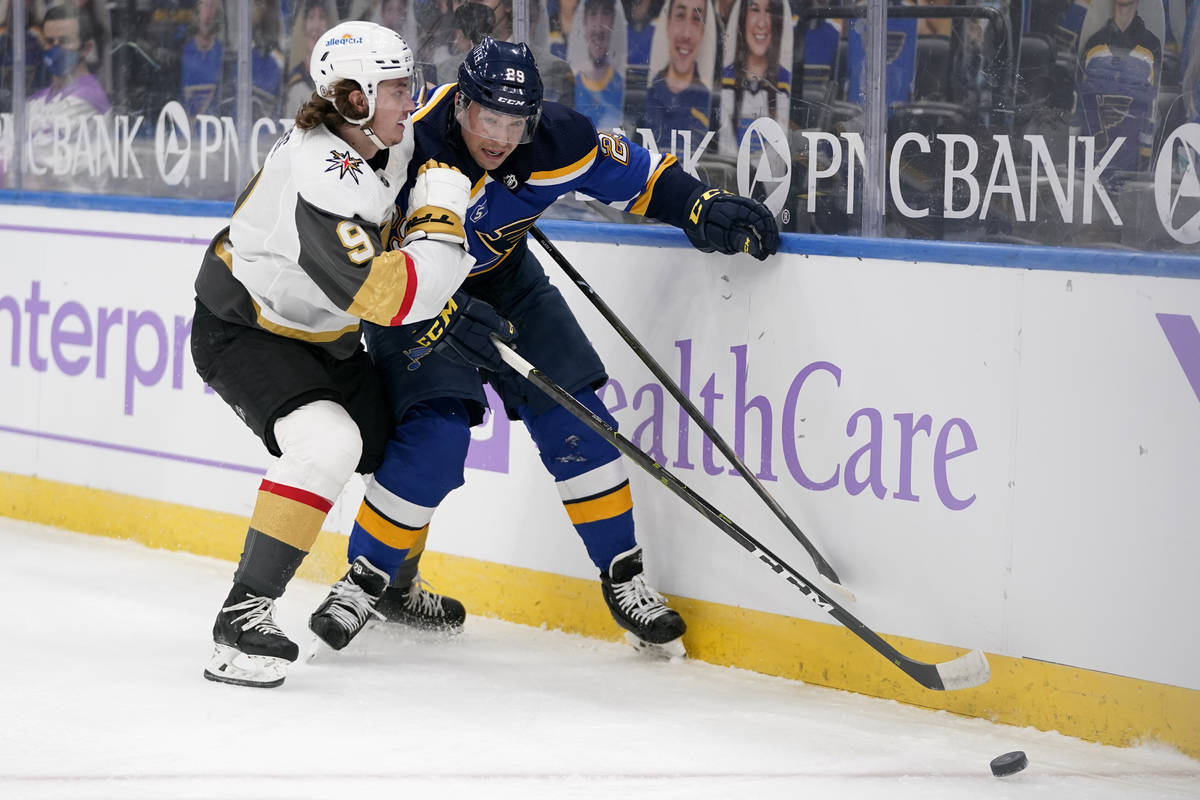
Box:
154 101 191 186
1154 123 1200 245
736 117 791 220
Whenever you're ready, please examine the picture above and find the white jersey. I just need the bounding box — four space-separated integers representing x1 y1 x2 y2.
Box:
195 123 474 358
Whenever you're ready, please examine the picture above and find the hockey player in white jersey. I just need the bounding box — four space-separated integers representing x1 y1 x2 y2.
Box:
191 21 514 688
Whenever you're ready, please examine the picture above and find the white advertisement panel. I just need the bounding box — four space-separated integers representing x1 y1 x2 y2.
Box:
0 206 1196 690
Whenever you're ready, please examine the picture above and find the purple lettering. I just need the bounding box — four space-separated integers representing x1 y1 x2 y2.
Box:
173 315 193 389
673 338 695 469
96 306 122 378
124 310 167 415
1157 313 1200 403
699 374 724 476
631 382 667 463
893 412 933 501
465 385 510 473
844 407 886 499
934 418 977 510
25 281 50 372
781 361 841 491
597 377 627 415
50 301 93 376
730 344 777 481
0 293 20 366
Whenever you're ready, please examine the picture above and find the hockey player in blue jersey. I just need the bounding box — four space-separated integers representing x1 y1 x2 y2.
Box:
308 36 779 657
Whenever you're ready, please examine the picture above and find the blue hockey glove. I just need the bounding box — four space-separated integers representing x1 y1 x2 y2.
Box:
432 291 517 372
683 187 780 261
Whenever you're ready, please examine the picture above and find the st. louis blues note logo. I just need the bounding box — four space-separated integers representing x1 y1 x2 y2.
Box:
325 149 364 183
402 344 434 370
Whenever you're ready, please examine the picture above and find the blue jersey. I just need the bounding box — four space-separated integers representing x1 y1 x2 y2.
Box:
639 71 712 149
398 83 704 277
1074 15 1162 172
848 16 917 112
574 66 625 131
181 36 223 118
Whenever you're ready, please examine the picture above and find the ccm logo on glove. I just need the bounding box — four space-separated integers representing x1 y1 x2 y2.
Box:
684 186 780 261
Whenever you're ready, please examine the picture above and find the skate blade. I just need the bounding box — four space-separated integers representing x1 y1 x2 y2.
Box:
624 632 687 661
203 643 289 688
379 612 465 636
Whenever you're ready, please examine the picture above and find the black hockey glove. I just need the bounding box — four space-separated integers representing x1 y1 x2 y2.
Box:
683 187 780 261
434 291 517 373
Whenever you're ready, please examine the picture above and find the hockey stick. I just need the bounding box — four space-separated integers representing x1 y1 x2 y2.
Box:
492 336 990 691
529 225 847 592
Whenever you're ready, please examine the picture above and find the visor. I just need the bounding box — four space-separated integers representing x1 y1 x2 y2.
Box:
455 94 541 146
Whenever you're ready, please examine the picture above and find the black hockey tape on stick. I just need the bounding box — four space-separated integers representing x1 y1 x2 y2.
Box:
491 336 991 692
528 225 850 596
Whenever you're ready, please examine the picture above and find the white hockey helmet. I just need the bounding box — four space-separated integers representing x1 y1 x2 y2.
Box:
310 21 414 125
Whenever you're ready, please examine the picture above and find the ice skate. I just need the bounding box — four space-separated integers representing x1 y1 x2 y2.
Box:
203 586 299 688
308 556 389 651
601 546 687 660
375 574 466 633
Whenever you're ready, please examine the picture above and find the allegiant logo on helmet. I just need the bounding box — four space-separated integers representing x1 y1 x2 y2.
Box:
325 34 364 46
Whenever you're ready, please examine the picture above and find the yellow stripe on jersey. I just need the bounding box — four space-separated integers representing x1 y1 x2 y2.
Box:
255 309 359 342
629 154 678 217
690 108 710 128
528 146 598 185
355 501 428 550
232 169 264 217
469 174 488 205
347 249 413 325
562 482 633 526
411 83 455 124
579 66 615 93
215 235 361 342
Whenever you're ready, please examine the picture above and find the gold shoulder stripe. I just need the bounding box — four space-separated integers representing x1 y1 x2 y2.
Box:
214 236 234 270
529 146 598 183
348 249 415 325
411 83 455 124
630 154 678 217
690 108 710 128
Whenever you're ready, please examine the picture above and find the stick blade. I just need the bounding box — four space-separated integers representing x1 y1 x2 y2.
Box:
934 648 991 691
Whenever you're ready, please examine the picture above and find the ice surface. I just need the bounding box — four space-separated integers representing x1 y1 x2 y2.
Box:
1 519 1197 800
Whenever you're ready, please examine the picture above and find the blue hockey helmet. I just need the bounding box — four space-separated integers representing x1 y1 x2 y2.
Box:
456 36 544 144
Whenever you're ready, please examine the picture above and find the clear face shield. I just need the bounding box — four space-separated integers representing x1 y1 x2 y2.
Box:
455 94 541 147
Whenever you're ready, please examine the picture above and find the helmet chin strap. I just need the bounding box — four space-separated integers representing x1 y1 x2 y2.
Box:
344 92 388 151
359 123 388 151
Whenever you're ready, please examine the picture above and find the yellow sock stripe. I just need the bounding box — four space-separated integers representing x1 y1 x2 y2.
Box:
355 501 427 551
249 488 326 552
403 527 429 562
562 482 633 526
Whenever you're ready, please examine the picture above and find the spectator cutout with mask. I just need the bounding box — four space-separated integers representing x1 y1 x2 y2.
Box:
26 3 111 182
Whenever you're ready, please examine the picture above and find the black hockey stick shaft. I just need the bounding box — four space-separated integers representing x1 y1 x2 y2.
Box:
529 225 845 588
492 337 990 691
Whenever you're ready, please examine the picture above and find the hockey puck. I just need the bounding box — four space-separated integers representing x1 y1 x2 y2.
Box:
990 750 1028 777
